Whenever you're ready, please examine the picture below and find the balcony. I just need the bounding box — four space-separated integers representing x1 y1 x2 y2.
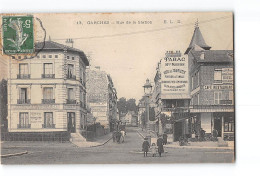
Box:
67 74 76 80
17 124 31 128
17 74 30 79
42 99 55 104
42 74 55 78
80 101 86 109
17 99 31 104
66 99 76 104
42 124 56 128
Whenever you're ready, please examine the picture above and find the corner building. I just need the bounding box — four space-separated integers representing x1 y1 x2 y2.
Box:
7 41 89 139
186 25 234 140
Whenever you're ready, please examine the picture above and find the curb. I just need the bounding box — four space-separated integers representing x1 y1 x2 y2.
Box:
1 151 28 158
136 130 145 139
89 137 112 148
164 145 234 150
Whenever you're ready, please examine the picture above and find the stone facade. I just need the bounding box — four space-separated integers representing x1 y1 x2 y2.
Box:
7 41 89 134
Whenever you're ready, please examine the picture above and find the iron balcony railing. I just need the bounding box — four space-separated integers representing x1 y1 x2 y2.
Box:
17 99 31 104
17 74 30 79
17 124 31 128
190 105 234 109
42 74 55 78
42 124 56 128
66 99 76 104
42 99 55 104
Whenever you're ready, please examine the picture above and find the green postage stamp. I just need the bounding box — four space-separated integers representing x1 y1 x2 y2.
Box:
2 16 34 54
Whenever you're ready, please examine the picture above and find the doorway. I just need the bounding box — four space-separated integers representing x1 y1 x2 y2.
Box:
214 117 222 137
67 112 76 133
174 122 183 141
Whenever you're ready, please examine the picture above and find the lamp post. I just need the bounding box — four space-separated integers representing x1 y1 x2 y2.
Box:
143 79 152 130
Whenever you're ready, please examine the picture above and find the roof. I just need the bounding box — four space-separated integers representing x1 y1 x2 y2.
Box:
185 26 211 54
35 41 89 66
190 50 234 63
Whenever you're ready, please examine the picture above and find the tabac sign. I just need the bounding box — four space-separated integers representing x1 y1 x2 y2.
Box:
161 51 189 95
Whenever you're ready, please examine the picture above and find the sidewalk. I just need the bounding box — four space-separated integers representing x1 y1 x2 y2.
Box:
136 128 234 150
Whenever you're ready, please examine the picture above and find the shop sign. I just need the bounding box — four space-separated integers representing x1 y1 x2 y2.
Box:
204 85 233 90
165 124 172 129
161 52 189 94
222 68 233 84
30 112 42 123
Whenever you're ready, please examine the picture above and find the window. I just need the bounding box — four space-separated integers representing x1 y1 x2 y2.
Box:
48 55 52 58
67 64 74 78
68 88 74 100
214 69 222 83
197 93 200 105
224 121 234 132
44 63 53 74
44 112 54 128
214 92 222 105
19 112 30 128
18 88 29 104
197 72 200 86
19 64 29 75
43 87 53 99
12 56 15 59
67 56 70 59
43 55 46 58
55 55 58 58
37 55 40 58
72 57 74 60
18 56 21 59
191 76 194 90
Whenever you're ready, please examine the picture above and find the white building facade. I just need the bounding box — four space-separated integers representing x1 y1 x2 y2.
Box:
7 41 89 137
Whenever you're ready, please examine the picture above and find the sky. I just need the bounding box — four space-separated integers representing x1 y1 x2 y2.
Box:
0 12 233 100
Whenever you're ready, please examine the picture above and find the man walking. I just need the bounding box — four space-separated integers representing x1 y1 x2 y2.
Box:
157 135 164 157
163 132 168 145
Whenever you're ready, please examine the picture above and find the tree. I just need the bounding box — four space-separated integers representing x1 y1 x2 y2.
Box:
126 98 138 113
117 97 127 115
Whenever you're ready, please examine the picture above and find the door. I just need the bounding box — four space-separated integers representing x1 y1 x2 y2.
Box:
67 112 76 133
174 122 183 141
214 117 222 137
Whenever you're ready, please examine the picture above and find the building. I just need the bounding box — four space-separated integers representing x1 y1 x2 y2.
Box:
7 40 89 139
121 111 138 126
186 24 234 141
86 67 118 133
153 51 190 141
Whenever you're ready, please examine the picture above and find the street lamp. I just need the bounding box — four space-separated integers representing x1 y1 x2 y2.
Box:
143 79 152 95
143 79 153 130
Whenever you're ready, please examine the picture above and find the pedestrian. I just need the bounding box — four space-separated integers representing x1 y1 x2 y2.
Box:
212 128 218 141
116 131 121 143
157 135 164 157
151 143 157 157
163 132 168 145
142 138 150 157
120 130 125 143
112 130 117 142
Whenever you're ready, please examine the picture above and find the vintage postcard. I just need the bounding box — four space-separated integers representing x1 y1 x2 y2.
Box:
0 12 234 164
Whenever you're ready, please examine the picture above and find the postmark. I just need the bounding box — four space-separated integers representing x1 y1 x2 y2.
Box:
2 16 34 54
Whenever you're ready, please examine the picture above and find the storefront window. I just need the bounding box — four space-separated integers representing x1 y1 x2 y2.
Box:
224 121 234 132
44 112 54 128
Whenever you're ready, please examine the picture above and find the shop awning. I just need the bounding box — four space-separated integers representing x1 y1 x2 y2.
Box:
161 94 191 99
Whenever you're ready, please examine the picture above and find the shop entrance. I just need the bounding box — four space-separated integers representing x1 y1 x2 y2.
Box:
67 112 76 133
214 117 222 137
174 122 182 141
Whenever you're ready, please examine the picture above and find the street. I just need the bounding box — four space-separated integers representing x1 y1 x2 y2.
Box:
1 127 234 164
